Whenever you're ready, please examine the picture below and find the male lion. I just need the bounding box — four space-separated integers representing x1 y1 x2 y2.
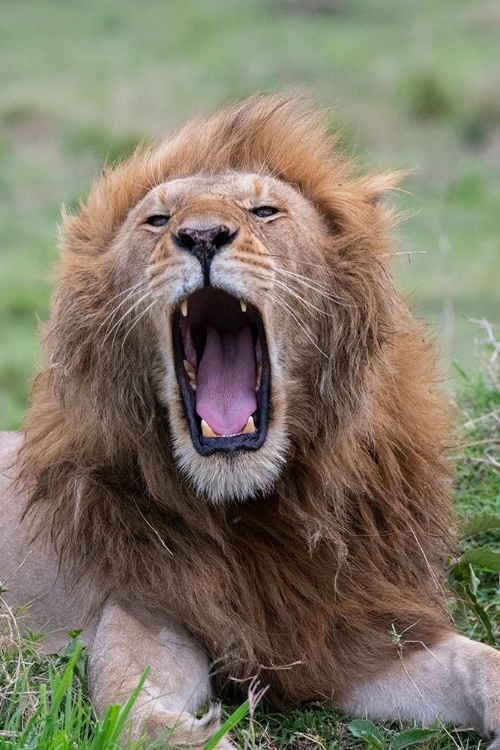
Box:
1 96 499 749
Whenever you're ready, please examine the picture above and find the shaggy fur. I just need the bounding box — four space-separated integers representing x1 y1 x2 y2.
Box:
18 96 455 707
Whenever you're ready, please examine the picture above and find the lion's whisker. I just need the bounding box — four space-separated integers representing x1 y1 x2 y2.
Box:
99 278 152 329
102 278 150 311
273 267 351 306
102 288 154 345
268 254 334 271
121 297 159 351
273 293 330 360
273 279 335 320
104 287 153 336
133 500 173 556
106 278 150 303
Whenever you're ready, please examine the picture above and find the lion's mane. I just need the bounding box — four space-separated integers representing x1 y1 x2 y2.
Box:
19 97 454 707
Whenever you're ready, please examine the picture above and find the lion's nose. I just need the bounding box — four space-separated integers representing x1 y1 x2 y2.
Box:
174 225 237 284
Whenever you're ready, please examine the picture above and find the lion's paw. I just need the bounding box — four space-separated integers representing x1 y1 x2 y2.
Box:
141 703 238 749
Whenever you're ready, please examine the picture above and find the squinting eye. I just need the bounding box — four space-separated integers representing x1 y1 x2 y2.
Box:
251 206 279 218
146 215 170 227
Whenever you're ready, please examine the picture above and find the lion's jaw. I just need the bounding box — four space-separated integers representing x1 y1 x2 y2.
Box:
122 171 325 502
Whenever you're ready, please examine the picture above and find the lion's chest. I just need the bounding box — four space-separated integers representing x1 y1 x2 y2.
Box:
162 512 347 706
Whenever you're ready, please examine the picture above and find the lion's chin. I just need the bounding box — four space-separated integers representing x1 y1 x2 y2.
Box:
172 428 289 503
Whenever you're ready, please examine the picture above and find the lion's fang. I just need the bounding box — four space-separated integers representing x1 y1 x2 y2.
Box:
183 359 197 383
242 416 256 434
201 419 218 438
240 300 247 313
180 299 188 317
255 363 262 392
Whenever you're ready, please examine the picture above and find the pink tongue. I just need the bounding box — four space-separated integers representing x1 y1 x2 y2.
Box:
196 326 257 435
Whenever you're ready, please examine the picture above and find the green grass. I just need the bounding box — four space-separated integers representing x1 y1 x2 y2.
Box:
0 628 149 750
1 0 500 428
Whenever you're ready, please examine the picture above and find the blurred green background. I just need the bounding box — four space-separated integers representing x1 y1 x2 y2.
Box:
1 0 499 429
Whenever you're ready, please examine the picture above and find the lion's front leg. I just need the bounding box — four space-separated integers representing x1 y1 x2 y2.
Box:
336 634 500 748
88 600 235 749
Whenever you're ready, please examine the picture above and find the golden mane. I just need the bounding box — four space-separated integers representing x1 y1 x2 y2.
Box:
19 96 454 706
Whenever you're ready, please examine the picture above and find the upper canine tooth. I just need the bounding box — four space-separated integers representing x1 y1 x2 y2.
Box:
180 299 188 317
201 419 218 438
240 300 247 313
242 416 256 434
183 360 196 381
255 363 262 392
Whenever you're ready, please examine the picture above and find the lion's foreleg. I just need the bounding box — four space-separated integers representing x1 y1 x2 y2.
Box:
337 634 500 748
88 600 234 749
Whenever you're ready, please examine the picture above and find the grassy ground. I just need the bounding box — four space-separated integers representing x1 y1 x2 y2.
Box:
1 0 500 428
1 362 499 750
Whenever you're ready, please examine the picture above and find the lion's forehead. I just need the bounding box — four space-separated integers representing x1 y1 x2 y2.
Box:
147 172 292 210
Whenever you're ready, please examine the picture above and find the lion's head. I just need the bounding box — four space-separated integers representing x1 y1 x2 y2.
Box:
23 96 402 504
120 170 320 501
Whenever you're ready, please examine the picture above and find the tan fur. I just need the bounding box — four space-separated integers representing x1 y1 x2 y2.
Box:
1 96 499 748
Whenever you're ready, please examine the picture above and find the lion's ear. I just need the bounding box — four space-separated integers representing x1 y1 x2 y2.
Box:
358 170 406 206
337 170 407 246
319 170 406 247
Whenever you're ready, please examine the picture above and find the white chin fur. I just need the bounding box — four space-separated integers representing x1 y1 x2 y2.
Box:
160 356 288 503
172 427 288 503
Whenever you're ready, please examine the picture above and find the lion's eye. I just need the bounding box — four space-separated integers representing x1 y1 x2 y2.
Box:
251 206 279 218
146 215 170 227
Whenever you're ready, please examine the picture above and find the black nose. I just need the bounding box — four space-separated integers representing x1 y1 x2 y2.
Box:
174 225 236 284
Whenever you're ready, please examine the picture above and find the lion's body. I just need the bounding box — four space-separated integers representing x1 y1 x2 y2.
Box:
1 97 500 748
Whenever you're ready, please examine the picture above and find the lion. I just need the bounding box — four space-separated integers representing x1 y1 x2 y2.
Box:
1 96 500 749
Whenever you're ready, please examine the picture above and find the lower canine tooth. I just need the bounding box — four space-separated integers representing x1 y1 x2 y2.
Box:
201 419 218 438
242 416 256 434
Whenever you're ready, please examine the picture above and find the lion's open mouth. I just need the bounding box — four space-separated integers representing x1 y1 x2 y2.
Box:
172 288 271 456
